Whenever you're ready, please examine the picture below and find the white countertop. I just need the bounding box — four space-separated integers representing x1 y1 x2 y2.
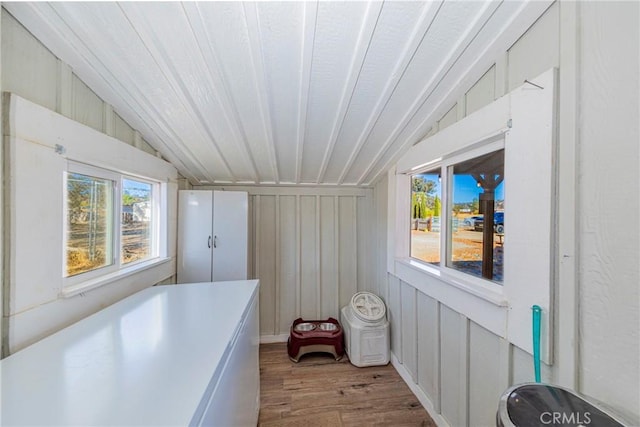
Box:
1 280 259 426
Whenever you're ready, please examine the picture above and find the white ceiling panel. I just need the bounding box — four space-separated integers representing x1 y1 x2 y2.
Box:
300 1 378 184
254 2 306 184
5 1 552 187
322 1 439 184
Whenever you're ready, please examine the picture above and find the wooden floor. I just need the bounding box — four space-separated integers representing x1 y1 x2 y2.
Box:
258 343 436 427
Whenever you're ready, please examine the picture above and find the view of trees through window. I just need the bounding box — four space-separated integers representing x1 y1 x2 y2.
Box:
121 179 153 264
410 148 505 284
65 171 156 278
66 172 114 276
410 170 441 265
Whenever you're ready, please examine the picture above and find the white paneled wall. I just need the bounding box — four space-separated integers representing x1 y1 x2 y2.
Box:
0 9 175 356
1 9 158 158
381 3 562 426
578 2 639 417
208 186 375 340
385 275 555 427
383 2 639 426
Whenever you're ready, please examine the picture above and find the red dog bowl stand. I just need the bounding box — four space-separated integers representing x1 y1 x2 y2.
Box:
287 317 344 362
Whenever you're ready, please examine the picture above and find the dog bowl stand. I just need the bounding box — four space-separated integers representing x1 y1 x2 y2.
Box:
287 317 344 362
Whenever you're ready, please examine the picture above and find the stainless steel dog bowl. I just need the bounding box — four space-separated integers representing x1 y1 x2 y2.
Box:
294 322 316 332
318 322 338 331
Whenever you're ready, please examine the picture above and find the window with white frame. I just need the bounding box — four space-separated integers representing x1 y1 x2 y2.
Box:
64 163 159 280
398 68 557 361
410 145 505 284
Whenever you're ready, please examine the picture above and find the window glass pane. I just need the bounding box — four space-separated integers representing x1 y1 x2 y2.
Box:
448 149 504 283
66 173 114 276
410 170 441 265
122 178 153 264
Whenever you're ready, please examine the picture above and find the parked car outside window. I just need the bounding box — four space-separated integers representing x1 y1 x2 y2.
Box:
474 211 504 233
463 215 483 228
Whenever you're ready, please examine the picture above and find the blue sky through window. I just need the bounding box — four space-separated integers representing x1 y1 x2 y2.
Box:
414 174 504 204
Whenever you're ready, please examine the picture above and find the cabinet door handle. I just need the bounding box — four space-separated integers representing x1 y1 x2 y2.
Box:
208 236 212 249
213 235 218 248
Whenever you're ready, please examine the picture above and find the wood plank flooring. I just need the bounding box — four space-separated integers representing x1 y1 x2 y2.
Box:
259 343 436 427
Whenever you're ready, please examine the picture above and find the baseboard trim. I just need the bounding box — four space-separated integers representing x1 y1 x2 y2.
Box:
260 334 289 344
390 353 449 427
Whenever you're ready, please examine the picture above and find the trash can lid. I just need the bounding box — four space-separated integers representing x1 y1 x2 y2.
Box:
350 292 386 323
498 383 626 427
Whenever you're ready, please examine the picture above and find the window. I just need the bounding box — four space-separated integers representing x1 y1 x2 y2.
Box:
410 146 505 284
121 178 154 265
410 170 441 265
64 163 159 280
65 172 114 276
398 68 556 361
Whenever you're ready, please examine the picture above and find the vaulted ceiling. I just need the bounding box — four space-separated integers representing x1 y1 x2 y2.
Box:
6 1 550 187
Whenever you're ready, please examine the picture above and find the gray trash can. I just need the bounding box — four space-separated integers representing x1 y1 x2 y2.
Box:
497 383 629 427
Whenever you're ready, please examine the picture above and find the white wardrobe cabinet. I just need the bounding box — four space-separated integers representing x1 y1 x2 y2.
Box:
177 190 248 283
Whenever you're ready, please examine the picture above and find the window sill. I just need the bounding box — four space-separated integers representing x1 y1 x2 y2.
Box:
400 258 508 307
60 257 172 298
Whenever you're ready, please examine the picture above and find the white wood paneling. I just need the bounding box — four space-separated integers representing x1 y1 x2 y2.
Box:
556 0 579 391
56 61 73 117
400 281 417 382
465 65 495 116
356 195 372 294
507 2 559 91
379 2 637 426
300 1 372 183
71 73 103 132
0 10 3 357
439 305 466 427
278 196 298 334
8 136 66 313
1 10 147 154
387 274 402 362
4 2 558 188
373 175 388 300
319 196 337 319
299 195 317 319
3 94 178 353
1 10 57 112
504 69 556 363
468 322 503 427
578 1 639 417
437 104 458 131
256 195 276 335
338 196 358 309
114 112 135 146
233 186 373 340
417 293 440 412
511 345 552 385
